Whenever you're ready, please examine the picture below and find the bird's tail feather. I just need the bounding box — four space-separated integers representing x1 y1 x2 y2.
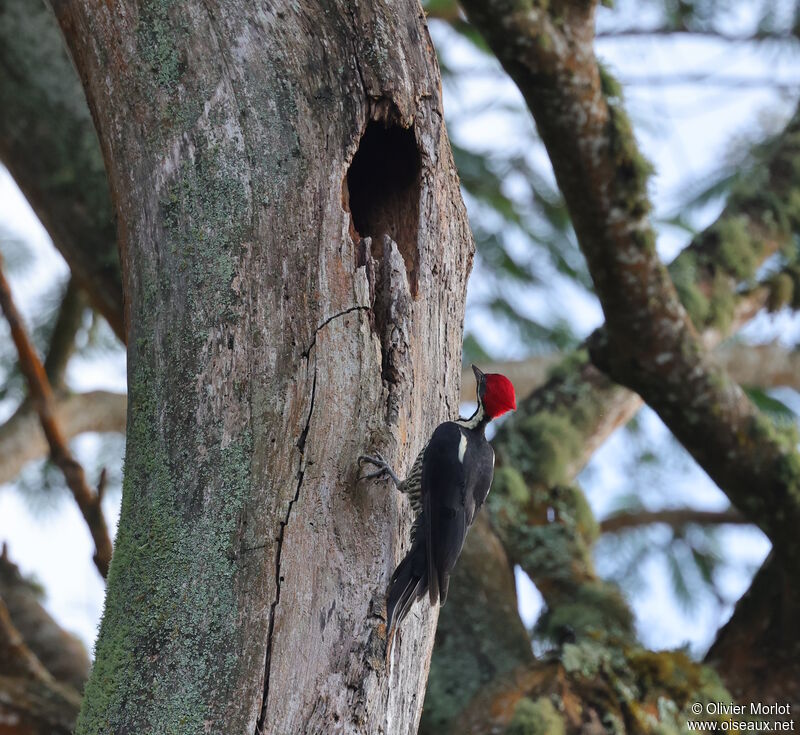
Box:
386 535 428 644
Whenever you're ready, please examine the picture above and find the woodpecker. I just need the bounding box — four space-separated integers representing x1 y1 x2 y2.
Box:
359 364 516 645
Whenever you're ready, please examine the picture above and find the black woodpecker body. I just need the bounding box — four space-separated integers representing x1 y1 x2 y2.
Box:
359 365 517 645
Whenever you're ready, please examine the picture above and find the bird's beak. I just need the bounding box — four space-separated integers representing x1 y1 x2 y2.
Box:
471 364 486 402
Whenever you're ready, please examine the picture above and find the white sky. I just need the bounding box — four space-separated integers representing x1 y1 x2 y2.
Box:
0 11 798 656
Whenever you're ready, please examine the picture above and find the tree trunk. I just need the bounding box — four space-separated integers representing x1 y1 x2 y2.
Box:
706 554 800 711
49 1 472 732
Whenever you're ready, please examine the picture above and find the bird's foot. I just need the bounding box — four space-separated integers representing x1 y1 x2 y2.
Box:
358 452 401 487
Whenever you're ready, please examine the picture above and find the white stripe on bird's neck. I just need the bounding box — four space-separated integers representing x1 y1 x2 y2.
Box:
455 400 485 430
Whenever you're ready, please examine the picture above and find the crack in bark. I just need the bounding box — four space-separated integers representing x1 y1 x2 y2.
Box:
256 305 369 733
301 305 370 359
353 46 367 103
255 365 317 735
347 4 368 103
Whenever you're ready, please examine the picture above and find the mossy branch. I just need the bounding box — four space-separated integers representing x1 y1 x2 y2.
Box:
460 0 800 574
428 3 800 727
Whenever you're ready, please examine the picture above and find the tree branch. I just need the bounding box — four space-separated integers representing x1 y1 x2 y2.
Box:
42 277 88 390
0 258 112 578
459 0 800 573
706 553 800 710
0 593 81 734
432 192 794 724
618 74 797 91
0 545 89 692
600 507 747 534
462 341 800 403
425 4 800 721
0 390 127 486
596 27 798 43
715 341 800 391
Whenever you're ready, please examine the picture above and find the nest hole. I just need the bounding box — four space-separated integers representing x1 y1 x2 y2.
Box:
346 121 421 296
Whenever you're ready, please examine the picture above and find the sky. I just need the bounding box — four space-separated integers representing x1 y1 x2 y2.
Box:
0 9 798 656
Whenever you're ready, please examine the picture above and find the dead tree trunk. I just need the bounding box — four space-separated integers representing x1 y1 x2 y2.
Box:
49 1 473 732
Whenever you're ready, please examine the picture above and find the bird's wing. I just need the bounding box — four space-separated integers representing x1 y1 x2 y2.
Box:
422 422 468 606
472 444 494 516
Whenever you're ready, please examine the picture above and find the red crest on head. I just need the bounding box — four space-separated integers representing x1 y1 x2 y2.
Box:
483 373 516 419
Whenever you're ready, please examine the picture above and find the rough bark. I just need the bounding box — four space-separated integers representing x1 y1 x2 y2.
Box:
0 0 123 340
49 0 472 732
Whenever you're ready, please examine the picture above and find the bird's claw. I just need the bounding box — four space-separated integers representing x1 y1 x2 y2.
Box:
358 453 391 482
359 452 387 467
